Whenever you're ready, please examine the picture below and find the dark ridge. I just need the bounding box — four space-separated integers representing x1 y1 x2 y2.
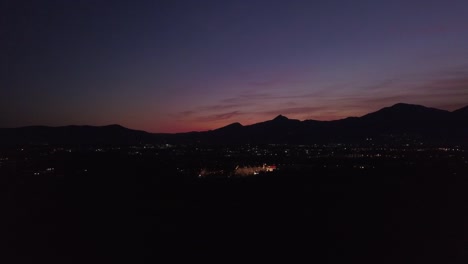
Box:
390 102 419 108
453 105 468 114
215 122 243 130
273 114 289 121
0 124 153 145
103 124 127 129
2 103 468 145
387 103 449 113
361 103 450 119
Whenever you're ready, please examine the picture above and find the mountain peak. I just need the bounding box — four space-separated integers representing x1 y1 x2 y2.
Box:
386 103 450 114
273 115 289 121
362 103 450 121
390 103 423 109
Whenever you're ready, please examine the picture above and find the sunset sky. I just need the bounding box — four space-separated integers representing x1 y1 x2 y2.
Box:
1 0 468 132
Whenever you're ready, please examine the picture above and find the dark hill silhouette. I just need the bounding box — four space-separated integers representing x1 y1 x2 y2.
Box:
0 125 154 145
453 105 468 117
361 103 451 120
272 114 289 121
351 103 458 141
213 122 243 132
1 103 467 145
179 103 468 144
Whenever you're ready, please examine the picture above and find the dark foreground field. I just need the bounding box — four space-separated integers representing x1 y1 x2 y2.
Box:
2 151 467 263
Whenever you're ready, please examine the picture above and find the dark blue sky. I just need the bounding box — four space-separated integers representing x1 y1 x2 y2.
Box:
2 0 468 132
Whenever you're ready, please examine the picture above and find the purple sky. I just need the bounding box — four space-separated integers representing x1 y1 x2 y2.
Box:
1 0 468 132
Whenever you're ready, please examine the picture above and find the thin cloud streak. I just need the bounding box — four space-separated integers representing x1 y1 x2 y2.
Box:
194 111 244 123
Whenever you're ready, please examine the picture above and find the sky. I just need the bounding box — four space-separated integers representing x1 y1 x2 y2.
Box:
1 0 468 133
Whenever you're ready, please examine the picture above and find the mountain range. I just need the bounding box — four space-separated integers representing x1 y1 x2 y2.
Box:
1 103 467 145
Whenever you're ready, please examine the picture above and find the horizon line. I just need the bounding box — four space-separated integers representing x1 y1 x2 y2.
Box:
2 102 466 134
